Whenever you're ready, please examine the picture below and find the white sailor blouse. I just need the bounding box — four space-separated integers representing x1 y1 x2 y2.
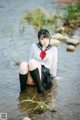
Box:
29 43 58 78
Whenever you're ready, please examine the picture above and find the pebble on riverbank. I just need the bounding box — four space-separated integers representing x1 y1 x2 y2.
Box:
23 117 31 120
55 26 65 33
50 39 60 47
51 33 80 52
66 45 76 52
51 33 69 42
67 38 80 46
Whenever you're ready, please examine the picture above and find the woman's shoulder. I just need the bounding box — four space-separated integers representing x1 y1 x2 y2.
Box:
51 45 57 51
50 46 58 55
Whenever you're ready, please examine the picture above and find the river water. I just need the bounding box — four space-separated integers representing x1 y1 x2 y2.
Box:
0 0 80 120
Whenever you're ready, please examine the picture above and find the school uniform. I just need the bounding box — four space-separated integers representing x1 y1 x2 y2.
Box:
29 43 58 90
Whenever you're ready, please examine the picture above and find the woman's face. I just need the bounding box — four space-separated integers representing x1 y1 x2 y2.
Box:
39 37 50 47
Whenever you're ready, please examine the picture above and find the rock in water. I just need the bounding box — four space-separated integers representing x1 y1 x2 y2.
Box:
51 33 69 42
50 39 60 47
23 117 31 120
66 45 76 52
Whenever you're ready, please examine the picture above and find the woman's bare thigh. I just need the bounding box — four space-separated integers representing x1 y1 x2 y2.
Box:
26 72 35 85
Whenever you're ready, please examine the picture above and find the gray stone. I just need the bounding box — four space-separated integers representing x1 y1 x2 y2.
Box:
23 117 31 120
66 45 76 52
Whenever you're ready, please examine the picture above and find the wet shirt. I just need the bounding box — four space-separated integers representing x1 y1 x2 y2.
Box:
29 43 58 77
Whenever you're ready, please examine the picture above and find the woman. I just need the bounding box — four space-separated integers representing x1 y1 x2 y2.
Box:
19 29 58 94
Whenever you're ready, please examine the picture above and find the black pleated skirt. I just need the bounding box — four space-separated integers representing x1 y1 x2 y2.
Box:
41 65 52 90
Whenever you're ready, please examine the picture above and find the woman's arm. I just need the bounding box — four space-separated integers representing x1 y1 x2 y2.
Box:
50 47 58 78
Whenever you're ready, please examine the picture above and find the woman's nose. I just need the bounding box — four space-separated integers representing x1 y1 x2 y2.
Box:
44 38 47 43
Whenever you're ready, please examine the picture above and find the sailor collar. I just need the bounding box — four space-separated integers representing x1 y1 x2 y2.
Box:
36 42 52 60
36 42 52 51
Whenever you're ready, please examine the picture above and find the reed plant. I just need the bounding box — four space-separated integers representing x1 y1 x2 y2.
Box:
20 95 55 112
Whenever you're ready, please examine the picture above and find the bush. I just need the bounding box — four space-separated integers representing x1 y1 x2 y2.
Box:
24 8 59 29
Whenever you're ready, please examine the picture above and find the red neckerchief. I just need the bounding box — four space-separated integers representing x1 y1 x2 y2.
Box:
40 50 46 59
36 43 52 60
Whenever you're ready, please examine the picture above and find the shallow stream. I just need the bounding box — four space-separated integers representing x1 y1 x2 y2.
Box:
0 0 80 120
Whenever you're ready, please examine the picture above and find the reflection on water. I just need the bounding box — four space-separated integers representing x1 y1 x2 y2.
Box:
18 79 58 116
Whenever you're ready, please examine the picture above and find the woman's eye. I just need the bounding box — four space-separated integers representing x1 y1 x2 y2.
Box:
40 38 43 41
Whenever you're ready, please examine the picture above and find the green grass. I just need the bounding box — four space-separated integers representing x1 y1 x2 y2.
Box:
24 8 60 29
64 4 80 26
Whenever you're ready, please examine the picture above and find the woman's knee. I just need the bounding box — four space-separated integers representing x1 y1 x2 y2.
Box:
28 59 40 70
19 61 28 74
